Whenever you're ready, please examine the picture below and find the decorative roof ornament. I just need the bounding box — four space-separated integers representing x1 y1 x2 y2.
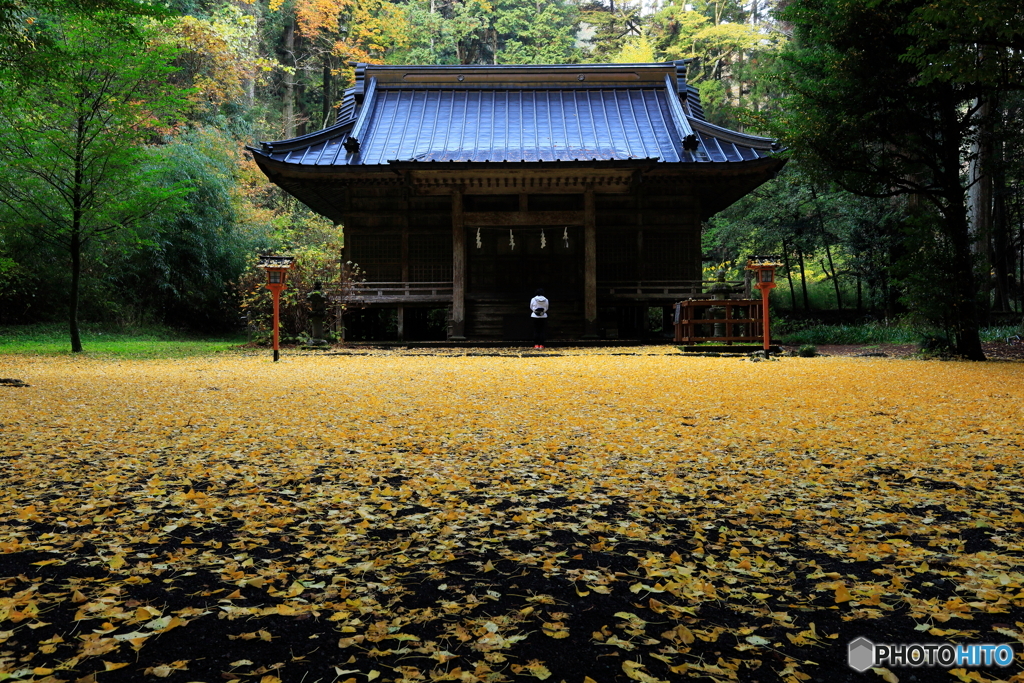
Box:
746 255 783 268
256 254 296 269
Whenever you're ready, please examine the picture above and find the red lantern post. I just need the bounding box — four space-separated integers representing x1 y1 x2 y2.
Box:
257 254 296 362
745 256 781 353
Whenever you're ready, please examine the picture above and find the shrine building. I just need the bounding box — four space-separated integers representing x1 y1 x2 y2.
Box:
249 60 785 341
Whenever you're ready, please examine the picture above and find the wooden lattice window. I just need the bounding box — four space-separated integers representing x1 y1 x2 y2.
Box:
597 230 638 281
643 232 694 280
409 233 452 282
348 233 401 281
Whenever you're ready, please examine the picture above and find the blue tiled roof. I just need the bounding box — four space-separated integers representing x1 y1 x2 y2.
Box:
253 62 779 169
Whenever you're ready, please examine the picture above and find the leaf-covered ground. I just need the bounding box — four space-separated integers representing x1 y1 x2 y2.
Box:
1 350 1023 683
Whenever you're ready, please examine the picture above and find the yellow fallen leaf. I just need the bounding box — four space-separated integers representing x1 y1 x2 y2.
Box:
526 662 551 680
871 667 899 683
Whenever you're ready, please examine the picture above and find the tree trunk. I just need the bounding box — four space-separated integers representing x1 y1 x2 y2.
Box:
991 133 1011 312
796 246 810 310
810 186 840 309
321 62 332 129
939 93 986 360
942 187 983 360
968 96 992 322
283 20 295 139
782 239 797 310
69 231 83 353
71 118 84 353
824 242 842 310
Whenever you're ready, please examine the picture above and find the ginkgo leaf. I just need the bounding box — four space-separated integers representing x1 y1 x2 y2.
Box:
525 662 551 680
871 667 899 683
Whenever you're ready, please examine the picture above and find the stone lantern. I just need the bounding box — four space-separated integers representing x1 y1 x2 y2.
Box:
745 256 781 353
257 254 295 362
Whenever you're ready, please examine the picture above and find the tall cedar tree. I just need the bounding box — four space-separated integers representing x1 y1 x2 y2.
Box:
0 14 191 351
772 0 998 360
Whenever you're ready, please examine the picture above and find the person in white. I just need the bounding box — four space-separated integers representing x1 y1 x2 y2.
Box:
530 288 549 349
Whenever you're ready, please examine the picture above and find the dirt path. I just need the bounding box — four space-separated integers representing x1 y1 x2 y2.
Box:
781 341 1024 360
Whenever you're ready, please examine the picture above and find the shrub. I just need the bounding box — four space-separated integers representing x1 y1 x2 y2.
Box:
917 333 954 358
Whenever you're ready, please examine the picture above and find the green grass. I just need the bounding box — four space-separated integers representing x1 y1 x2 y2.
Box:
778 321 1023 346
0 323 249 358
778 322 923 345
980 325 1024 342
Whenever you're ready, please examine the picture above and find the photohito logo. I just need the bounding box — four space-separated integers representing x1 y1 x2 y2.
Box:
848 637 1015 672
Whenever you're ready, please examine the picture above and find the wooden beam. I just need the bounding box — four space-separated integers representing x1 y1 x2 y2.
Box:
584 188 598 338
407 169 642 195
463 211 584 226
451 189 466 339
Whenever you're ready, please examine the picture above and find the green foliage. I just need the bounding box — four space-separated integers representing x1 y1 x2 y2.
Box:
389 0 581 65
0 322 245 357
0 13 193 351
645 0 786 129
235 222 364 342
777 320 926 345
611 33 656 64
114 127 275 330
767 0 1018 359
578 0 644 63
1 0 171 72
900 0 1024 89
797 344 817 357
705 163 907 314
916 331 954 358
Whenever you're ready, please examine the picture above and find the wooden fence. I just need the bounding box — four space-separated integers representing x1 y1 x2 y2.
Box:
673 299 765 344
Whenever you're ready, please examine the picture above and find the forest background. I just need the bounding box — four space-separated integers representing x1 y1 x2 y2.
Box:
0 0 1022 358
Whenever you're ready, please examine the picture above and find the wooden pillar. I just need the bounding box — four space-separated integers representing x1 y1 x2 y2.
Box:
637 229 644 283
400 211 408 342
450 189 466 339
584 187 598 338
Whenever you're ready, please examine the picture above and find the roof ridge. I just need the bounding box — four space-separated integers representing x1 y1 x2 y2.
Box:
258 119 356 153
688 118 777 149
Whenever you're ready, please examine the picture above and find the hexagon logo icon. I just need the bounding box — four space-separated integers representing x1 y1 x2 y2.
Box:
848 637 875 672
